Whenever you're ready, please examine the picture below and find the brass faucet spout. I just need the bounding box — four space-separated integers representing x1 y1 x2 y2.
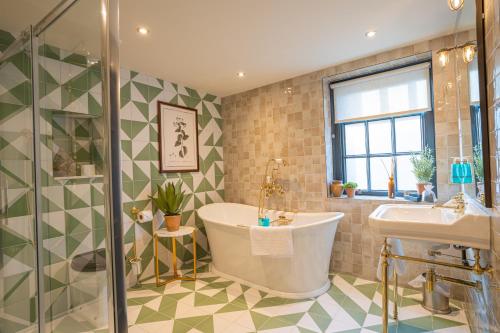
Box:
432 192 466 213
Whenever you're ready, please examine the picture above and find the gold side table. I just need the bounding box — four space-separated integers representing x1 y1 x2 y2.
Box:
153 226 197 286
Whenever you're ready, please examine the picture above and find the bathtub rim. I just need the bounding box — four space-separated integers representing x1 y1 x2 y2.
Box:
210 265 331 299
197 202 345 230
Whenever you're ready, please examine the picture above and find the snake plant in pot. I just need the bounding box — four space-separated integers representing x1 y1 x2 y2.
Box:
150 180 186 231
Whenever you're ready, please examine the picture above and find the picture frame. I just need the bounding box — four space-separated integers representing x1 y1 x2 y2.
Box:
157 101 199 172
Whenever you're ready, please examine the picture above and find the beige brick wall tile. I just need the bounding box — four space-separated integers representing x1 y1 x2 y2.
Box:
221 30 490 303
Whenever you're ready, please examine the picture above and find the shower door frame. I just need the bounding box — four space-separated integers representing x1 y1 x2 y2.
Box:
99 0 128 332
0 0 127 332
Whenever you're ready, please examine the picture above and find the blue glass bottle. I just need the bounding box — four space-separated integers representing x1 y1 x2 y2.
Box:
450 158 462 184
462 161 473 184
258 216 270 227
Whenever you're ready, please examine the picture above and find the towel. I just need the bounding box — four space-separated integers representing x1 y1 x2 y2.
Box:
249 226 294 257
376 238 406 281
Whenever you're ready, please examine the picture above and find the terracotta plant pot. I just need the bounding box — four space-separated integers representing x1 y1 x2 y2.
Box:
345 188 356 198
331 180 344 197
164 215 181 232
416 183 427 195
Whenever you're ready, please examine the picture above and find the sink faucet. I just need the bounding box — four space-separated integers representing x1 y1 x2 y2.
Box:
258 158 287 221
433 192 466 213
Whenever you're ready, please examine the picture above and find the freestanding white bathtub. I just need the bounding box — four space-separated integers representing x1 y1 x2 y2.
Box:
197 203 344 298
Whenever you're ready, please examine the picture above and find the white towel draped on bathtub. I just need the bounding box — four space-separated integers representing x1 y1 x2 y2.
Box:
249 226 294 257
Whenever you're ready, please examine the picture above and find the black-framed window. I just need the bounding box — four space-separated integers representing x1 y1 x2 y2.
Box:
470 104 482 148
331 62 436 196
470 104 482 193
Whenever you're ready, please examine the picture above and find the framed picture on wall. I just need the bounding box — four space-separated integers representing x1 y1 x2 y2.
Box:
157 101 199 172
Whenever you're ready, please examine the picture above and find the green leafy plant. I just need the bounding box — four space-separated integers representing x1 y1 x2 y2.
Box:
149 180 186 216
410 146 436 183
343 181 358 189
473 144 484 182
173 117 189 158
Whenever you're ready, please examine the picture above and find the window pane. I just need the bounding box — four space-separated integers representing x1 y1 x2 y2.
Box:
396 155 418 191
344 123 366 155
395 116 422 152
345 158 367 190
368 120 392 154
370 157 393 190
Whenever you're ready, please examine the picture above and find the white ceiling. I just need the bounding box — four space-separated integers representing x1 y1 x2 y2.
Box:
1 0 475 97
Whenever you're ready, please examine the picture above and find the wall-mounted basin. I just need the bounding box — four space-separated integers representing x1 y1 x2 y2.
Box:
368 203 490 249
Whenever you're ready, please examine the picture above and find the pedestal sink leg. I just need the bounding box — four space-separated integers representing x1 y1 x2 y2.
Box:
393 270 398 320
381 238 389 333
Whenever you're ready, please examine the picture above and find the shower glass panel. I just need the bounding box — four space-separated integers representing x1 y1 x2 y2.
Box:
36 1 112 332
0 35 38 333
0 1 123 331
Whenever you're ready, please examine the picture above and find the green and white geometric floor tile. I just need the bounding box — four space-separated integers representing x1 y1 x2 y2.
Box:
120 263 471 333
40 259 471 333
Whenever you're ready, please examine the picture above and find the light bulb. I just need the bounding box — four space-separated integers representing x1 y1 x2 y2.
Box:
462 43 476 63
448 0 464 11
137 27 149 35
437 49 450 67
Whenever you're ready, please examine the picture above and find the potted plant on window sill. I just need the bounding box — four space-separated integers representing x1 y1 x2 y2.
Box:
149 180 186 232
410 146 436 195
343 181 358 198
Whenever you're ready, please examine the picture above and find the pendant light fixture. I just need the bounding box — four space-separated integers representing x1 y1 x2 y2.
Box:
448 0 465 11
436 41 476 67
462 43 476 63
437 49 450 67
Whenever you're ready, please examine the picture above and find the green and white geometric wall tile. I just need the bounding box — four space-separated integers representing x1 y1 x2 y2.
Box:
119 65 223 282
1 29 38 332
0 27 223 331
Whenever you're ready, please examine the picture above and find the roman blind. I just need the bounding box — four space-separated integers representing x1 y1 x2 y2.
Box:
469 57 480 105
331 62 432 123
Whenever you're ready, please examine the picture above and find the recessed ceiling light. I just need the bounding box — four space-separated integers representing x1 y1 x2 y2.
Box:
237 72 245 78
137 26 149 35
365 30 376 38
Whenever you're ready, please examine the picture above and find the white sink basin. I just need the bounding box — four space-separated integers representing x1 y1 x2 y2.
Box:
369 203 490 249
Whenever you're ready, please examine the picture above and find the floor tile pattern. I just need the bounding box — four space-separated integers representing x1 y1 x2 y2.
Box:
50 262 471 333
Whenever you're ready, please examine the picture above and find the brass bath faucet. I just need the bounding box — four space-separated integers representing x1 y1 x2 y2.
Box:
257 158 287 221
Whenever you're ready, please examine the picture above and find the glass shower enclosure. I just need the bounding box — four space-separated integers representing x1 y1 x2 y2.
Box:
0 0 126 332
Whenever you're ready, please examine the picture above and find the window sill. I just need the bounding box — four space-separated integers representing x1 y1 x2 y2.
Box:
328 195 420 204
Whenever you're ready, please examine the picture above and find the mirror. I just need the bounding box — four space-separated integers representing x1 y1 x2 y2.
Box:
468 56 485 202
421 1 487 205
448 4 486 205
415 0 487 206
